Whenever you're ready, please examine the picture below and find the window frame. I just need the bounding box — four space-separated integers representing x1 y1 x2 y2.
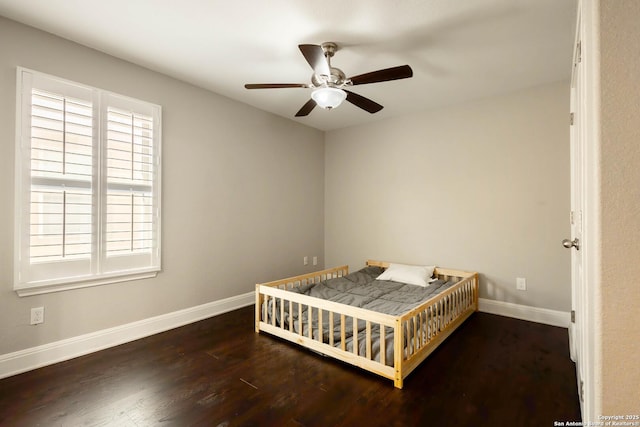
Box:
14 67 162 296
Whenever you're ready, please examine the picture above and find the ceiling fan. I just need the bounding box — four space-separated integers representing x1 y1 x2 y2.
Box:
244 42 413 117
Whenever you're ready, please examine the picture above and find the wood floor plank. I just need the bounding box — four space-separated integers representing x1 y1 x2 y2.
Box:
0 306 581 426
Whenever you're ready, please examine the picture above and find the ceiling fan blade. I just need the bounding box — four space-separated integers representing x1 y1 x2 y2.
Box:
344 90 383 114
295 99 317 117
298 44 331 76
349 65 413 86
245 83 308 89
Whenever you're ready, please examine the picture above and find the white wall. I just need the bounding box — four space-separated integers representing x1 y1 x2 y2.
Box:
325 82 571 312
0 17 325 355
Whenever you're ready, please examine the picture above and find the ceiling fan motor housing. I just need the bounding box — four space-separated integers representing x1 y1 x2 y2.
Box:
311 67 347 87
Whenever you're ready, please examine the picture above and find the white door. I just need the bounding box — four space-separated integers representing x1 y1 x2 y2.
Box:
568 8 586 416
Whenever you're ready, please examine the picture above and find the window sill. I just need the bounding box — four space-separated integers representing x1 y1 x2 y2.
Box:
14 270 159 297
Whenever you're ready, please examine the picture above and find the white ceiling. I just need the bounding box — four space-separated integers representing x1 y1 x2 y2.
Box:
0 0 577 131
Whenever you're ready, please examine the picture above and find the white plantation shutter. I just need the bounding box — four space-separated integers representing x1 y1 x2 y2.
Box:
15 68 161 295
30 90 93 263
101 95 160 274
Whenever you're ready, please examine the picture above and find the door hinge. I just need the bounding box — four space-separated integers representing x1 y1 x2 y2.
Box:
570 112 574 126
571 310 576 323
580 380 584 402
577 41 582 63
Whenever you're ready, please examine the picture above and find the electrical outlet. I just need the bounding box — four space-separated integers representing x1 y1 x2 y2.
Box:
303 256 308 266
312 256 318 266
30 307 44 325
516 278 527 291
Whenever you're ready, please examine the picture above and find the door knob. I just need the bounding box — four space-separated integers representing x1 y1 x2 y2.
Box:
562 238 580 250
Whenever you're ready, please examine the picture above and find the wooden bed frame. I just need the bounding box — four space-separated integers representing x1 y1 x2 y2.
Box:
255 260 478 389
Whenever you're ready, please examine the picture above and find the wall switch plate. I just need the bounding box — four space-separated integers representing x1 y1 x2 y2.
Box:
312 256 318 266
516 277 527 291
303 256 308 266
30 307 44 325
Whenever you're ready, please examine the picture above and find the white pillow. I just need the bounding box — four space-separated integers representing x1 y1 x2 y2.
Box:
376 263 436 287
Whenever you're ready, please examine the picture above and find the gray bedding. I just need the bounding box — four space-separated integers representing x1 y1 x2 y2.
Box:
264 266 457 366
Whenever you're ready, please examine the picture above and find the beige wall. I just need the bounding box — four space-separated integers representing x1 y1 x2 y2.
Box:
0 17 325 355
325 82 571 311
598 0 640 414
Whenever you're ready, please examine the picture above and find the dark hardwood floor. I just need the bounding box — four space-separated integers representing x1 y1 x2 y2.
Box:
0 306 581 426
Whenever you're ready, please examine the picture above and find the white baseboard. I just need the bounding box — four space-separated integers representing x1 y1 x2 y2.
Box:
0 291 254 380
478 298 570 328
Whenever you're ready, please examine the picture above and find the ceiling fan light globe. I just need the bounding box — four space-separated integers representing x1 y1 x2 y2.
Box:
311 87 346 109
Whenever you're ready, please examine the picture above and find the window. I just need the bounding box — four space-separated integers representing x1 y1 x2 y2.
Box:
15 68 161 296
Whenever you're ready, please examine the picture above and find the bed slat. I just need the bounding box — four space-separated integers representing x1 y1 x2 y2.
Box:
366 321 372 360
329 311 334 346
288 300 293 332
353 317 359 356
341 314 346 351
380 325 386 366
